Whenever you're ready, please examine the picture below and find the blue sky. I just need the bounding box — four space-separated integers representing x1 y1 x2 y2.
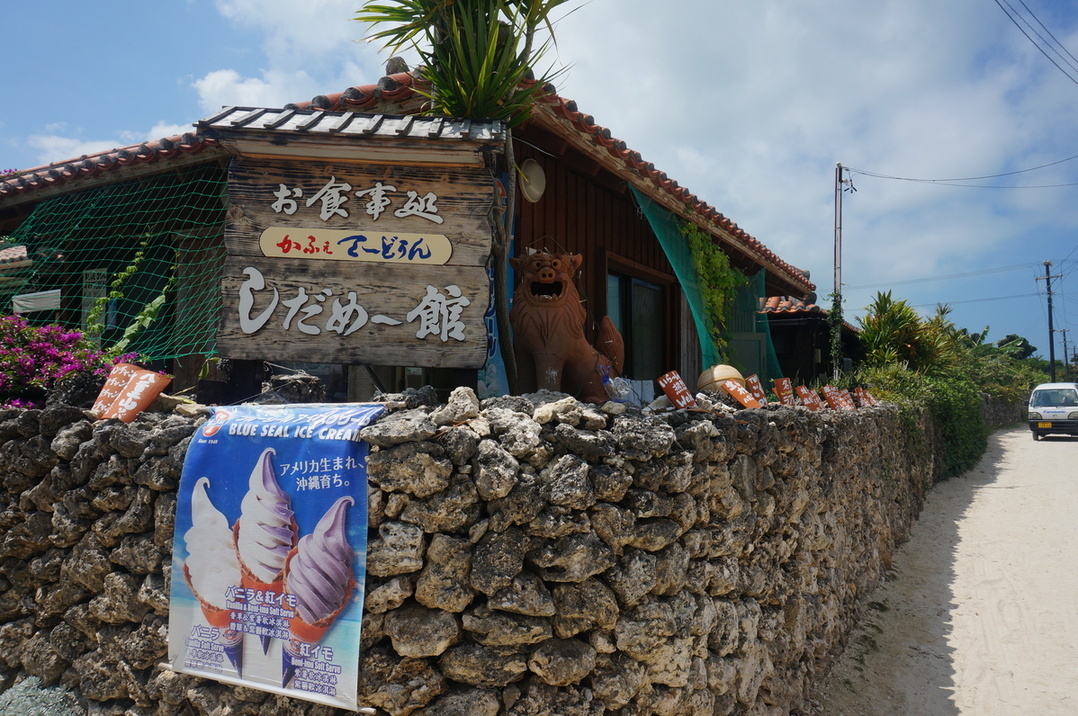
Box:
3 0 1078 359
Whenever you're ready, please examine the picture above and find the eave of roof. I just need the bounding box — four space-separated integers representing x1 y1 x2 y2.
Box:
196 106 505 166
0 133 224 207
0 244 30 269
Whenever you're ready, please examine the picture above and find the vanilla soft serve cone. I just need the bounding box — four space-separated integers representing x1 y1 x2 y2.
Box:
183 477 244 676
282 496 356 687
233 448 297 653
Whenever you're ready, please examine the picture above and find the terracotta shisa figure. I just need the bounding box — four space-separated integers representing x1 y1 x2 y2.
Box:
510 252 624 403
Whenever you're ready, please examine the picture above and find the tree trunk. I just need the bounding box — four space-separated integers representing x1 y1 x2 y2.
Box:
492 132 519 394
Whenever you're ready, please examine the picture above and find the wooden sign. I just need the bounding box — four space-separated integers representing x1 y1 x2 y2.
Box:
854 387 879 406
722 379 761 409
92 363 172 423
745 374 768 404
258 227 453 265
218 156 494 368
225 158 491 265
658 370 696 409
773 378 796 406
795 385 824 411
821 386 856 411
218 259 489 368
92 363 142 416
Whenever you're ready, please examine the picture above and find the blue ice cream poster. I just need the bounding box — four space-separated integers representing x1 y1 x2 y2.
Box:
167 403 385 710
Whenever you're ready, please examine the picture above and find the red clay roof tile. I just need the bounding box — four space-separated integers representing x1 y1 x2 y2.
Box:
761 296 824 314
0 133 221 201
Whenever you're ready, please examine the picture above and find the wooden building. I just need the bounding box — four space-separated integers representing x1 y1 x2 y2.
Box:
0 69 814 403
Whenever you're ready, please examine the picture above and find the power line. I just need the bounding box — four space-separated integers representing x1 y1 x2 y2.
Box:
909 292 1041 308
846 153 1078 188
845 262 1038 290
1015 0 1078 70
994 0 1078 87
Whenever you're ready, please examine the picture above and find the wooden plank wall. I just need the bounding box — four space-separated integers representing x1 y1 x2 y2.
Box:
512 143 687 376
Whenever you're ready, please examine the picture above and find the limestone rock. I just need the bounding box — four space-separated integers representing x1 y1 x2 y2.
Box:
368 441 452 498
488 571 556 617
470 526 527 595
539 454 595 509
415 534 474 612
462 605 552 646
430 386 481 426
439 643 529 687
529 533 614 583
360 408 438 447
424 688 501 716
551 579 619 637
359 646 446 714
384 603 460 658
399 477 480 533
528 638 596 686
473 440 520 500
367 521 426 577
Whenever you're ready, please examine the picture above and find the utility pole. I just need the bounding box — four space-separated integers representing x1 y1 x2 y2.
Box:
1059 329 1070 381
832 163 854 379
1037 261 1062 382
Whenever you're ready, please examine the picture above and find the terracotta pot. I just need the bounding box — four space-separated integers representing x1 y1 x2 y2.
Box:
697 364 746 392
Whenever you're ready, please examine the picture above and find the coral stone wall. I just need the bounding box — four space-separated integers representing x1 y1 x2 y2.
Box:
0 389 932 715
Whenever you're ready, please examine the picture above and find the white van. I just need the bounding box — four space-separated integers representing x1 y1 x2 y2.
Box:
1028 382 1078 440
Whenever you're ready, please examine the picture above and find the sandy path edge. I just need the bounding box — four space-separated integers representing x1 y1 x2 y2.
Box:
805 427 1078 715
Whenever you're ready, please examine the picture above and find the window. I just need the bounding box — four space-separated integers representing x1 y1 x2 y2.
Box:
607 272 665 380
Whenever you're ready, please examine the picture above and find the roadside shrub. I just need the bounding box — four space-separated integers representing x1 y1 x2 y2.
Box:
847 364 987 479
923 370 988 477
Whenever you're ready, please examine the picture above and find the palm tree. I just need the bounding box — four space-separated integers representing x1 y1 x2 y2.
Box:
858 291 956 371
356 0 576 392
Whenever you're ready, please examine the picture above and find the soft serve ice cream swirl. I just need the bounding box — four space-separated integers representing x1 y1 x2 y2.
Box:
184 477 241 608
287 496 355 624
236 448 295 583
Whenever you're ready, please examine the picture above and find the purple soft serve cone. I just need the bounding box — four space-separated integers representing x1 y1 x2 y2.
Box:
288 496 355 624
282 496 355 687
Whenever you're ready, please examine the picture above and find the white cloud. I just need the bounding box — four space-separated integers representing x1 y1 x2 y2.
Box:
24 121 201 168
191 1 392 116
146 122 195 141
26 136 119 167
550 0 1078 325
193 69 297 112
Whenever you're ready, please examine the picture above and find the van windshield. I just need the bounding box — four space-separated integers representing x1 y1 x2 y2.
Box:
1031 389 1078 407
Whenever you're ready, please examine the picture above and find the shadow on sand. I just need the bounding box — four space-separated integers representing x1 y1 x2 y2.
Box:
807 427 1019 715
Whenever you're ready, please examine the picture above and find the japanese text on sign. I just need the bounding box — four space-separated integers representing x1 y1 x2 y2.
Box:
235 266 471 341
258 227 453 265
271 178 444 224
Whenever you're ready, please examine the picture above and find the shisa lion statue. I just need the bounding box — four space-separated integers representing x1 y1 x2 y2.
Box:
509 252 625 403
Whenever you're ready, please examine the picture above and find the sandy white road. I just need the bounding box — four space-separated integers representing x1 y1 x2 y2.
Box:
809 426 1078 715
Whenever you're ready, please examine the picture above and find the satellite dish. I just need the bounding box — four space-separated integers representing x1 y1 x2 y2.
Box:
519 159 546 203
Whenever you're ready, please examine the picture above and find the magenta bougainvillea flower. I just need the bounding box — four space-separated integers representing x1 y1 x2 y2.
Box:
0 315 135 408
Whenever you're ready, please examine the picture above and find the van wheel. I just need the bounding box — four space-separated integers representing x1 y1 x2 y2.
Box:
1033 432 1042 441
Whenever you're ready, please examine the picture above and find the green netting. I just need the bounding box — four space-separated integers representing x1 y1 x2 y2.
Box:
630 185 783 384
629 186 720 368
1 163 227 361
742 270 784 385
